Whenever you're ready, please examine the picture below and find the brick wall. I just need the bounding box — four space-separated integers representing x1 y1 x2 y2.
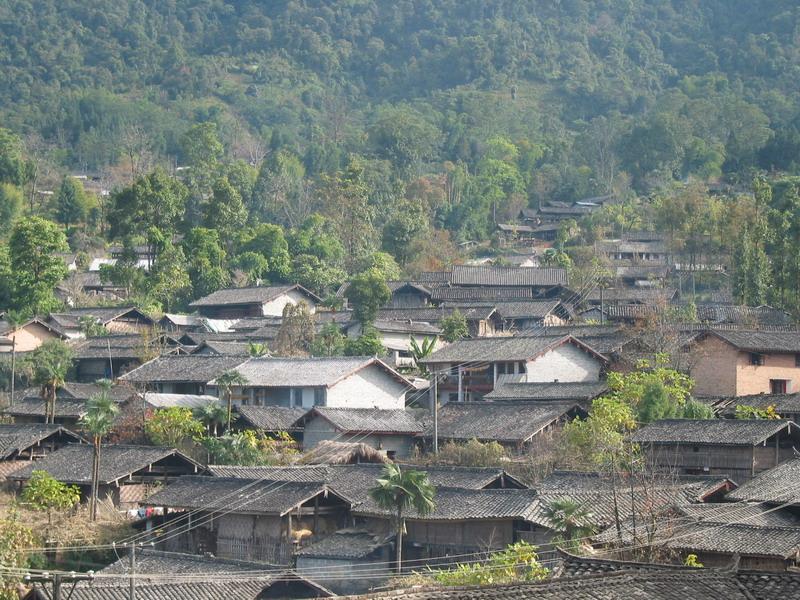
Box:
735 351 800 396
689 336 738 397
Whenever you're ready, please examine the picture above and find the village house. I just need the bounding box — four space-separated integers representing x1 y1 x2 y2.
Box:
376 306 502 338
429 285 536 303
426 401 585 453
71 333 181 381
711 391 800 422
595 239 669 264
9 444 202 508
449 265 568 297
489 300 572 329
5 382 136 428
726 456 800 508
630 419 800 481
583 287 679 307
296 407 424 458
0 424 84 479
0 317 68 353
386 282 433 308
145 477 353 564
233 405 307 439
214 356 411 410
92 549 332 598
189 284 321 318
119 354 247 394
346 319 441 368
46 307 155 338
295 529 392 595
688 330 800 397
423 335 607 403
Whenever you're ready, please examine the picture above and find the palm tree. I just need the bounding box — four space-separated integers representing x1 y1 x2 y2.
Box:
215 370 249 433
369 463 436 573
409 336 436 374
80 380 120 521
194 401 228 436
542 498 596 550
28 340 73 424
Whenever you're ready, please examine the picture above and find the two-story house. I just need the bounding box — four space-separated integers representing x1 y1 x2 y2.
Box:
212 356 411 410
688 330 800 397
188 285 321 318
422 334 607 403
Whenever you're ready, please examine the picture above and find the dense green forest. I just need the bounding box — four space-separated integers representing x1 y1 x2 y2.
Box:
1 0 800 316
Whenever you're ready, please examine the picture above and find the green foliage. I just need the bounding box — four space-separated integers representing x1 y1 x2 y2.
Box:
247 342 270 357
237 223 292 282
108 169 188 240
8 216 69 313
682 399 716 420
542 499 596 552
310 322 346 357
145 407 204 447
434 438 507 467
204 177 247 241
200 430 298 465
22 470 80 517
735 404 781 420
194 402 228 437
0 508 38 600
684 554 704 568
440 310 469 342
563 396 636 469
431 542 548 586
81 380 120 439
0 127 28 186
409 336 436 364
183 227 230 299
54 176 88 227
348 268 391 325
0 183 23 236
344 326 385 357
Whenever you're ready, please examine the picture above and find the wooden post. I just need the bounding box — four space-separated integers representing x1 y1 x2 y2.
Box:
433 374 439 455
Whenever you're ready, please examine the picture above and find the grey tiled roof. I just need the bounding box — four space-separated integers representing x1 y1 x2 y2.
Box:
667 522 800 558
376 306 496 323
337 570 751 599
206 464 330 481
711 329 800 352
354 486 540 521
189 284 319 307
295 529 389 559
235 405 306 431
430 286 535 302
714 392 800 416
0 424 83 460
737 571 800 600
490 300 561 319
226 356 409 388
423 334 605 364
119 355 247 383
726 457 800 504
369 319 441 334
305 407 424 434
451 265 567 287
44 581 272 600
485 382 609 401
98 548 279 580
192 340 253 355
9 444 199 485
48 307 153 329
584 287 678 303
629 418 797 446
4 397 89 419
676 502 800 527
427 402 580 443
145 477 350 515
71 334 157 359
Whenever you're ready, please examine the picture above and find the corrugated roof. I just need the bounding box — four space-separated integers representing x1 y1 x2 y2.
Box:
629 419 797 446
485 382 608 401
0 424 83 460
451 265 567 287
145 477 350 515
189 285 319 307
427 402 580 443
119 355 247 383
9 444 198 484
305 407 423 434
225 356 408 388
235 405 306 431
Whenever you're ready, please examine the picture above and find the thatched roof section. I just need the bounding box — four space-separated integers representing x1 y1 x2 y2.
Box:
299 441 389 465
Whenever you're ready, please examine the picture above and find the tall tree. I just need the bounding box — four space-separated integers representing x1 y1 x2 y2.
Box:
0 183 23 236
369 463 436 573
215 370 249 433
274 302 316 356
26 341 73 424
348 268 391 325
53 176 88 228
0 127 28 186
204 177 247 242
8 217 68 314
108 168 188 241
80 380 120 521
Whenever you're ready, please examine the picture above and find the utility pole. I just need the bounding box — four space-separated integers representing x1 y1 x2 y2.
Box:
433 373 439 455
24 571 95 600
129 542 136 600
9 337 16 407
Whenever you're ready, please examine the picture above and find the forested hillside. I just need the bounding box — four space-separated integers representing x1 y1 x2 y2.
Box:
1 0 800 316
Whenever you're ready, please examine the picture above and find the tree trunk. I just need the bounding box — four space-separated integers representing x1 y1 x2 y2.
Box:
90 438 100 522
226 391 232 433
395 504 404 574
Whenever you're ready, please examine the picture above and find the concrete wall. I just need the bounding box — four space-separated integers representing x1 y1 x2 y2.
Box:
0 324 60 353
525 343 602 382
261 291 317 316
689 336 739 397
326 364 406 409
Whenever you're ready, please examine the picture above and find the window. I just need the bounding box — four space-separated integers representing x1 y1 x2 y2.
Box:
770 379 788 395
795 354 800 367
750 353 765 366
314 387 325 406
